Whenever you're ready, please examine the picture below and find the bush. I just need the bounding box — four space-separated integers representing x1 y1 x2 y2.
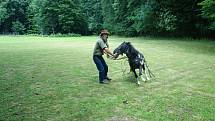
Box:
50 33 81 37
12 21 25 35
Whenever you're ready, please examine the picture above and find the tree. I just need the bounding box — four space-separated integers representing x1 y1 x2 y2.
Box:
28 0 59 34
198 0 215 30
112 0 129 35
0 0 214 38
12 20 25 34
28 0 88 35
0 0 30 34
101 0 115 33
58 0 88 35
0 0 8 25
81 0 103 34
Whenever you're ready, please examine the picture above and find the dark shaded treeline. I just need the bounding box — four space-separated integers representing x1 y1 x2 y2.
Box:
0 0 214 38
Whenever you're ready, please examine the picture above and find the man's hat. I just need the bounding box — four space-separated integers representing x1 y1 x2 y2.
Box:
100 29 110 36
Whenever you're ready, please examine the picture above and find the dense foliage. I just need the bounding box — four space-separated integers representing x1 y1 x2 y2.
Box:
0 0 214 38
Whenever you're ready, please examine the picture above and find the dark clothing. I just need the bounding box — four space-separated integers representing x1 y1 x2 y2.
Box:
93 55 108 83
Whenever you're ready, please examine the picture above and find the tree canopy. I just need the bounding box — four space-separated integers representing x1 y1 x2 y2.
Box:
0 0 214 38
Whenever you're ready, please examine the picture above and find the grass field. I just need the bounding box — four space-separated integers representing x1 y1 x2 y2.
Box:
0 36 215 121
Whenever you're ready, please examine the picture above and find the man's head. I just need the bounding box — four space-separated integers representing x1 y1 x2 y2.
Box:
100 29 110 41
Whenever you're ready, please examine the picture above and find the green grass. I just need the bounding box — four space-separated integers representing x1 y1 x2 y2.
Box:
0 35 215 121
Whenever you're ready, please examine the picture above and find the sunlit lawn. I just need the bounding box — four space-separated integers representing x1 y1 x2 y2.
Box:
0 35 215 121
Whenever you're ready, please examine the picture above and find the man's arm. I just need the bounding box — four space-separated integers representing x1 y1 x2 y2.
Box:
103 48 115 57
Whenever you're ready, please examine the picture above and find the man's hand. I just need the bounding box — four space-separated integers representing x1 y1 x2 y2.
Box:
109 54 117 60
104 48 116 59
106 54 110 58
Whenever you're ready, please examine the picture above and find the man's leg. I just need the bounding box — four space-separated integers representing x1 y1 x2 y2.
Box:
93 56 106 83
100 56 108 77
100 56 112 80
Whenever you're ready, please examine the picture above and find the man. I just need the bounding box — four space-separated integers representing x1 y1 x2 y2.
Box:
93 29 115 84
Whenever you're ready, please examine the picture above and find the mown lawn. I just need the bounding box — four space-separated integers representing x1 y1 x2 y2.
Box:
0 36 215 121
